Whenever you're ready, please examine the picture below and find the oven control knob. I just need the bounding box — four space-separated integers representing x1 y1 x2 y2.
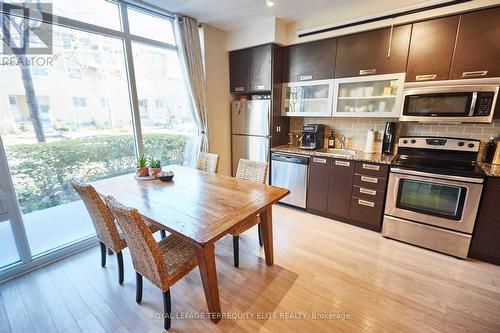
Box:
458 141 464 147
410 139 416 144
468 143 475 148
402 140 408 144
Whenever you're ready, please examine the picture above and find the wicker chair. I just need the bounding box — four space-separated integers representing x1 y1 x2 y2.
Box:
105 196 198 330
196 152 219 173
70 179 166 284
230 158 268 267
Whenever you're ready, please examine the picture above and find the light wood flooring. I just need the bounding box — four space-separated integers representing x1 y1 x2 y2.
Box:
1 205 500 333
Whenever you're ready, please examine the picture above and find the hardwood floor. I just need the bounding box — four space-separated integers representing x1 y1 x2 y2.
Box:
1 204 500 332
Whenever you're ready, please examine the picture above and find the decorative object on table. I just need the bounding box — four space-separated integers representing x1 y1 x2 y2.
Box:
483 137 497 163
148 158 162 178
136 153 149 177
364 129 375 153
157 171 174 182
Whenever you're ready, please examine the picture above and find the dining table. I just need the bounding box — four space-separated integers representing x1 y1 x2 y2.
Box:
91 165 289 322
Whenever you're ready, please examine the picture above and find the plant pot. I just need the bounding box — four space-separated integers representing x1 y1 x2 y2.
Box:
148 167 161 178
136 167 149 177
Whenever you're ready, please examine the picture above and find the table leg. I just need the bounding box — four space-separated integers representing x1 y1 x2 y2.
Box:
260 206 274 266
194 242 221 323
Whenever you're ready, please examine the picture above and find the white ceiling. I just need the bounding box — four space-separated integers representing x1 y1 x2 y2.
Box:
146 0 431 31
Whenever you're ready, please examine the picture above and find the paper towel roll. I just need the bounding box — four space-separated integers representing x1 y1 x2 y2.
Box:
364 129 375 153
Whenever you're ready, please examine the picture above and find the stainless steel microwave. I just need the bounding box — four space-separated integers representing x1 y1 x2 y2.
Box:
400 79 500 123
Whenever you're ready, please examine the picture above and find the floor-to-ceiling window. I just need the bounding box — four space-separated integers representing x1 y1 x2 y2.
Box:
0 0 197 280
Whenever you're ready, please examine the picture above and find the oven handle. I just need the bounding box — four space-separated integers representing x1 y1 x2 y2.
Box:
390 168 484 184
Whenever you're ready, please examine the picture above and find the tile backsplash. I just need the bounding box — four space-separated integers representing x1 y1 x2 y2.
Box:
290 117 500 159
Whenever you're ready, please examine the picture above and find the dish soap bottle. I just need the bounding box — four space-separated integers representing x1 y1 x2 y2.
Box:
328 131 335 149
483 137 497 163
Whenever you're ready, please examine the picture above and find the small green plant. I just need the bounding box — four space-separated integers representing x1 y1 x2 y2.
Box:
136 154 147 168
149 157 161 169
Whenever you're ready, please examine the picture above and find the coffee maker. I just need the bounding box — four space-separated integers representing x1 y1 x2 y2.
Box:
300 124 325 150
381 122 397 155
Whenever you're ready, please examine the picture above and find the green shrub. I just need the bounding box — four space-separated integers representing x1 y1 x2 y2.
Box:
5 133 188 214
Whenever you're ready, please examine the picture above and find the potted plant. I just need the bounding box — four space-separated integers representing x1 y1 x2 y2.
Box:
148 158 162 178
136 154 149 177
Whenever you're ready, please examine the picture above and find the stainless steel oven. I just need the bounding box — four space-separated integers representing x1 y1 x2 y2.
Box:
400 78 500 123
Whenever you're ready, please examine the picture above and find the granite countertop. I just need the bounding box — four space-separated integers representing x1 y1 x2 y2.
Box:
480 163 500 177
271 145 395 164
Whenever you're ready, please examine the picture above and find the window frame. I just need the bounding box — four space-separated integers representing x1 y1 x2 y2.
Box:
0 1 187 282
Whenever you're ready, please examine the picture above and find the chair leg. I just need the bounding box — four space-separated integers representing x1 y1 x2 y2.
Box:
163 290 171 330
136 272 143 303
99 241 106 267
233 235 239 268
107 248 114 255
117 251 124 285
258 224 263 247
160 230 166 239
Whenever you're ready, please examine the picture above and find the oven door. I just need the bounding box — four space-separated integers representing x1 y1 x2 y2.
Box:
385 169 483 234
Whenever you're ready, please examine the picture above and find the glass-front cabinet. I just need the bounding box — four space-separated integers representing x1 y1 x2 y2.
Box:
332 73 405 117
282 79 334 117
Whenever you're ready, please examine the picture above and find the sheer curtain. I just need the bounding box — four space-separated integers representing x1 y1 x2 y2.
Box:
174 15 209 155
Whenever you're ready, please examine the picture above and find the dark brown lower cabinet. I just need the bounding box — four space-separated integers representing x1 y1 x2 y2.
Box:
469 177 500 265
327 159 354 218
306 157 331 216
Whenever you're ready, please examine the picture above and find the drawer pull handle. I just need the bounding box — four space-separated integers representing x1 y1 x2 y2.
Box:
358 199 375 208
360 188 376 196
313 158 327 164
415 74 437 81
299 75 313 81
361 176 378 183
359 69 376 75
335 160 350 167
362 164 380 171
234 86 245 92
462 70 488 78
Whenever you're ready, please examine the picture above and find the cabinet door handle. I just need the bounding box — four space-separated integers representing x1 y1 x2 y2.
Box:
462 70 488 78
313 158 327 164
234 87 245 92
416 74 437 81
359 188 377 196
335 160 350 167
362 164 380 171
358 199 375 208
254 84 265 90
359 69 376 76
299 75 313 81
361 176 378 184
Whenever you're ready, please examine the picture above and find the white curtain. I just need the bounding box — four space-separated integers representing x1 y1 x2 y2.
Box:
174 15 209 153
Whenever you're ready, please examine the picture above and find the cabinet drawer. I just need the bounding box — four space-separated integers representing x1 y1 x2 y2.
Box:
352 185 385 203
354 162 388 177
349 198 383 229
353 173 387 191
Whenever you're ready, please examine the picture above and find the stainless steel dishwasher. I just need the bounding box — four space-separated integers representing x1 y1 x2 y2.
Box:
271 152 309 208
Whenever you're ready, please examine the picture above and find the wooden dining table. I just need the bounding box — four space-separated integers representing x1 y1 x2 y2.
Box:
91 165 289 322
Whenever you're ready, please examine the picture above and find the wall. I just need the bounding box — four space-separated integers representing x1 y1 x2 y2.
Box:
290 117 500 159
202 24 232 175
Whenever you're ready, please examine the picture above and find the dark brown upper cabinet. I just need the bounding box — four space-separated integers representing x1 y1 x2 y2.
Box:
406 16 459 82
450 7 500 80
229 44 272 93
282 38 336 82
335 25 411 78
249 44 272 92
229 49 249 93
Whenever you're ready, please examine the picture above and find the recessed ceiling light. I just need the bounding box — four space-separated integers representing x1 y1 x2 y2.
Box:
266 0 275 7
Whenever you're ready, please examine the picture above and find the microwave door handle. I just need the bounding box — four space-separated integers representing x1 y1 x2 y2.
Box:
469 92 478 116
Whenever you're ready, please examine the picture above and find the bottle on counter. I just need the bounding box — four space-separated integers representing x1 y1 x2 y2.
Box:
328 131 335 149
483 137 497 163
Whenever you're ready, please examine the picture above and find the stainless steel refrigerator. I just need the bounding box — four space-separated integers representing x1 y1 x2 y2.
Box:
231 98 271 177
